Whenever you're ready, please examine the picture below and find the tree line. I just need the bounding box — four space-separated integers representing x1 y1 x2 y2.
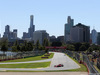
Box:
0 38 50 54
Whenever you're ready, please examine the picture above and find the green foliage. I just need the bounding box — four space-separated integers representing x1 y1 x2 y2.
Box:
12 46 18 52
1 44 8 53
73 42 82 51
82 42 90 50
0 38 8 47
20 45 25 52
14 40 18 46
91 44 99 50
35 40 40 49
43 38 50 46
79 45 86 51
87 47 93 52
27 42 33 51
0 38 8 54
67 44 75 51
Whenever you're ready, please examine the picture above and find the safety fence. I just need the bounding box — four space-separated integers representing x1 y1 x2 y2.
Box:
65 50 99 75
0 51 45 61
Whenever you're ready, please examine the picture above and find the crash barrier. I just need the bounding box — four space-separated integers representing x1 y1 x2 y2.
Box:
97 59 100 70
0 51 45 62
65 50 99 75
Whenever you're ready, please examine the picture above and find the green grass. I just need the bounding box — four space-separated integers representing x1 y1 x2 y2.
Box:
0 62 51 68
94 65 100 73
0 53 88 72
0 53 54 63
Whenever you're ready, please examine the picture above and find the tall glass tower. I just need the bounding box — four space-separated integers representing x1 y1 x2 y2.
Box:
28 15 35 40
64 16 74 43
91 29 98 44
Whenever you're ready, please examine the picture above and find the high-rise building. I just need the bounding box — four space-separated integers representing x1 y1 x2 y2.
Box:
70 23 90 43
33 30 49 45
13 29 17 39
57 36 64 43
64 16 74 43
3 25 18 41
70 26 83 43
91 29 98 44
97 32 100 45
49 35 57 42
28 15 35 40
3 25 10 39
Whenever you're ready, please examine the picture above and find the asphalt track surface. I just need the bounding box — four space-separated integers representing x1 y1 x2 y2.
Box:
0 52 80 71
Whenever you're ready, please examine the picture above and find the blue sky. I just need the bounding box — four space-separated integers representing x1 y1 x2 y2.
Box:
0 0 100 38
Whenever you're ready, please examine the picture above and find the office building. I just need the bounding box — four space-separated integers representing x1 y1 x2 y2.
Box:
13 29 17 39
22 15 35 41
70 23 90 43
97 32 100 45
70 26 83 43
49 35 57 42
57 36 64 43
64 16 74 43
91 29 98 44
3 25 10 39
3 25 18 41
33 30 49 45
28 15 35 40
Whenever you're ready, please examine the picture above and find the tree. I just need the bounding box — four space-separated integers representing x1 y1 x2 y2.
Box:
0 38 8 48
83 42 90 50
87 47 93 53
27 42 33 51
0 38 8 54
20 45 25 52
17 45 20 51
1 44 8 54
73 43 82 51
35 40 40 49
12 46 18 52
67 44 75 51
79 45 86 51
14 40 18 46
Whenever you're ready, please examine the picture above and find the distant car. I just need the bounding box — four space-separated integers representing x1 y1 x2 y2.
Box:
54 64 64 67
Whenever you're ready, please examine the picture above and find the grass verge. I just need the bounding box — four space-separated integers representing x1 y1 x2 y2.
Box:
0 53 54 63
94 65 100 73
0 62 51 68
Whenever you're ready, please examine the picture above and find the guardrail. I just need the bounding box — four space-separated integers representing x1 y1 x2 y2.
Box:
65 50 99 75
0 51 45 61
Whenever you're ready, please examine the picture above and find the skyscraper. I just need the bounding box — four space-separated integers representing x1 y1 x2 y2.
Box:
13 29 17 39
33 30 49 45
97 32 100 45
3 25 10 39
91 29 98 44
70 23 90 43
64 16 74 43
28 15 35 40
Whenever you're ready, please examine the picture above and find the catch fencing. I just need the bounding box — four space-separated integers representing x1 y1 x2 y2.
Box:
65 50 99 75
0 51 45 61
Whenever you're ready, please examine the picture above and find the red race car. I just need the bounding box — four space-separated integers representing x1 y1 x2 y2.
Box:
54 64 64 67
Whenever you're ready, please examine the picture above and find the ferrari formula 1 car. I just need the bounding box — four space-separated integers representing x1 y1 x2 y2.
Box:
54 64 64 67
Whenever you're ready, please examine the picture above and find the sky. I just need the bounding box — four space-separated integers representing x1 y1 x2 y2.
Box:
0 0 100 38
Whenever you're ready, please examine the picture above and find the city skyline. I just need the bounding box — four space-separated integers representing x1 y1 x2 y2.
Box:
0 0 100 38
